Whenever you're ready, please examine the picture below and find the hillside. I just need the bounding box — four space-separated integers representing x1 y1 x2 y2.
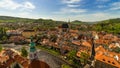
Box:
0 16 36 23
93 18 120 34
0 16 120 34
0 16 87 24
71 20 88 25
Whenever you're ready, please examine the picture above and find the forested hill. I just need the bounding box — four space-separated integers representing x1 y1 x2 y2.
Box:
0 16 36 23
0 16 86 24
97 18 120 24
0 16 120 25
93 18 120 34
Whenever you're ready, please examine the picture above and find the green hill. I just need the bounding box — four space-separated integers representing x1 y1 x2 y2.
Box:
0 16 35 23
93 18 120 34
71 20 88 25
0 16 120 34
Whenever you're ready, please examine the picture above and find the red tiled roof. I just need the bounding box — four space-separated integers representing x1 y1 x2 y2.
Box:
72 40 81 46
95 46 120 68
81 41 91 47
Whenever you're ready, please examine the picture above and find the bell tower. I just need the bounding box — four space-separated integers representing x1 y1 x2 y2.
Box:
90 37 95 60
29 36 38 61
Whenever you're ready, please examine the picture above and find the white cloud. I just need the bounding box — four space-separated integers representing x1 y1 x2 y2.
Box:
71 12 120 22
0 0 21 10
69 12 110 22
97 5 106 8
96 0 110 2
92 13 107 17
67 4 80 7
110 2 120 10
0 10 40 19
52 12 119 22
62 0 81 4
23 2 35 9
54 7 86 14
0 0 36 10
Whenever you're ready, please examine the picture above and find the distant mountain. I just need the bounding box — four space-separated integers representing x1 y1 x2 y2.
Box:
0 16 120 25
70 20 88 25
0 16 35 23
0 16 88 24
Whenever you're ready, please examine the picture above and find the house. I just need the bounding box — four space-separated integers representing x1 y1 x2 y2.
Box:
0 49 50 68
72 40 81 46
6 30 22 36
22 30 37 38
9 36 26 44
95 46 120 68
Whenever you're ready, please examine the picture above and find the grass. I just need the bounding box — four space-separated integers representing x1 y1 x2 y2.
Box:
36 45 60 56
61 64 72 68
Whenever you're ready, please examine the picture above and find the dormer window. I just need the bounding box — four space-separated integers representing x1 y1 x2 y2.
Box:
112 62 115 65
108 61 110 63
102 59 105 61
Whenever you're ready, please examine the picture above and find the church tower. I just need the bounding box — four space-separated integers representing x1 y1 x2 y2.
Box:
90 37 95 60
29 36 38 61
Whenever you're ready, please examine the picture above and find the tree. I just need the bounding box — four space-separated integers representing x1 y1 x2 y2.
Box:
67 50 76 59
80 52 90 64
62 64 72 68
67 50 82 68
2 36 7 41
112 47 120 53
21 47 28 57
0 44 3 52
50 34 58 42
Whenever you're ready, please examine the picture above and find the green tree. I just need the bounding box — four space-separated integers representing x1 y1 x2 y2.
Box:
62 64 72 68
112 47 120 53
0 44 3 52
2 36 7 41
50 34 58 42
67 50 76 59
80 52 90 64
21 47 28 57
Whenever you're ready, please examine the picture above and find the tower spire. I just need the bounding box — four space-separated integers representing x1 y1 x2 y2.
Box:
68 19 71 29
29 36 38 61
90 37 95 60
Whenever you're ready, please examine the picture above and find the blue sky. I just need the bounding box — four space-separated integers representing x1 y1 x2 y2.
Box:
0 0 120 22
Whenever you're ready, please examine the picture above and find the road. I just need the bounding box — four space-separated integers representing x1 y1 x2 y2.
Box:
1 43 68 68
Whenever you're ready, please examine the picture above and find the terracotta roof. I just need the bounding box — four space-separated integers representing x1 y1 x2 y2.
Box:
62 45 72 51
69 29 78 33
95 53 120 68
72 40 81 46
81 41 91 47
0 49 29 68
95 46 120 68
71 33 78 37
5 58 15 67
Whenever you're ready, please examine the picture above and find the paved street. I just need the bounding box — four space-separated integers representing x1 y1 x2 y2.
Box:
1 43 67 68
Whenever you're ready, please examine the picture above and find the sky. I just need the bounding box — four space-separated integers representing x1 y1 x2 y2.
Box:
0 0 120 22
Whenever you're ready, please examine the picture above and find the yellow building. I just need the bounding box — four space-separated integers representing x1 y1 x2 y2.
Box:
22 30 36 38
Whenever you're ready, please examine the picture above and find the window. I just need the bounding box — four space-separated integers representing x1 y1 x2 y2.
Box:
112 62 115 65
108 61 110 63
102 59 105 61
